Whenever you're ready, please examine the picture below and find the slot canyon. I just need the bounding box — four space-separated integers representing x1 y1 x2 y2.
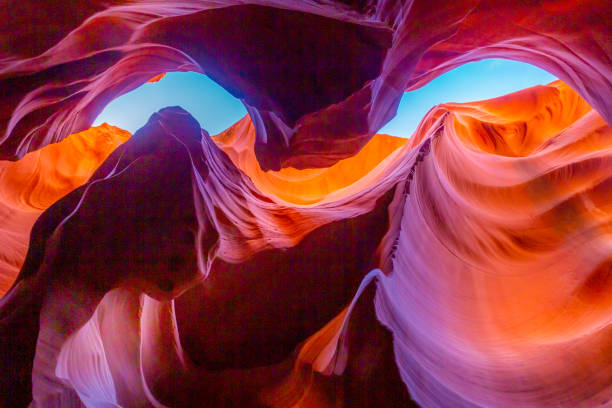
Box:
0 1 610 407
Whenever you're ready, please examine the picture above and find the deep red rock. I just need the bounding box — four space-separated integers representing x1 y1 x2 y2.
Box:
0 1 610 407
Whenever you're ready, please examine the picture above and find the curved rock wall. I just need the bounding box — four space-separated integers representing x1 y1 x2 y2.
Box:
0 1 610 407
1 1 609 170
0 124 129 295
0 80 609 407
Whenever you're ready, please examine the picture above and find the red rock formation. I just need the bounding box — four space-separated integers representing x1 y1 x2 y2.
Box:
0 1 610 406
213 116 407 204
0 1 609 170
0 80 609 407
375 82 612 407
0 124 129 295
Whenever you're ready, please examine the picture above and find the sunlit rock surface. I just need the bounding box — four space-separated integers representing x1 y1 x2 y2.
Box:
0 1 611 407
0 79 610 407
0 124 130 295
0 1 609 170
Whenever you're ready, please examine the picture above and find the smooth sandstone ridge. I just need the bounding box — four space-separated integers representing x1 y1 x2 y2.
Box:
0 79 610 407
0 124 130 295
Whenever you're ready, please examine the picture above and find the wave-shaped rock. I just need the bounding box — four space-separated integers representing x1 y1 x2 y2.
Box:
0 80 609 407
0 124 129 295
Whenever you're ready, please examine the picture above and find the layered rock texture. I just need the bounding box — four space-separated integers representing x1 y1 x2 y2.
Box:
0 1 610 407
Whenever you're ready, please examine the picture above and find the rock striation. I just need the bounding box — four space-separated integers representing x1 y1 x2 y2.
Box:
0 80 610 407
0 1 610 406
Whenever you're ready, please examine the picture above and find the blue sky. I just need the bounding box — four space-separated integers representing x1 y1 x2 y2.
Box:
93 59 557 138
379 59 557 137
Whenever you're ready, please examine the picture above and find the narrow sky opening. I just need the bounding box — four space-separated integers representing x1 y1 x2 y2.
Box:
94 59 557 137
93 72 248 135
379 59 557 137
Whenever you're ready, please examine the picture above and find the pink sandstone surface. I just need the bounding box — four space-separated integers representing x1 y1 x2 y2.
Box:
0 1 610 407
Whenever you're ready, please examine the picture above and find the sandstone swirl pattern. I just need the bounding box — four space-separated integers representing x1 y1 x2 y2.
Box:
0 1 610 407
0 80 609 407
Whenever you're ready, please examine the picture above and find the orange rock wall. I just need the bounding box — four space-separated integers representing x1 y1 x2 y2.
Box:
0 81 609 407
0 0 610 406
0 124 129 294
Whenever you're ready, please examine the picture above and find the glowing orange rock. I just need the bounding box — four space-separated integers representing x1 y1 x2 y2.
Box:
374 81 612 407
0 0 610 406
213 116 407 204
0 123 129 295
147 73 166 83
0 80 608 407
